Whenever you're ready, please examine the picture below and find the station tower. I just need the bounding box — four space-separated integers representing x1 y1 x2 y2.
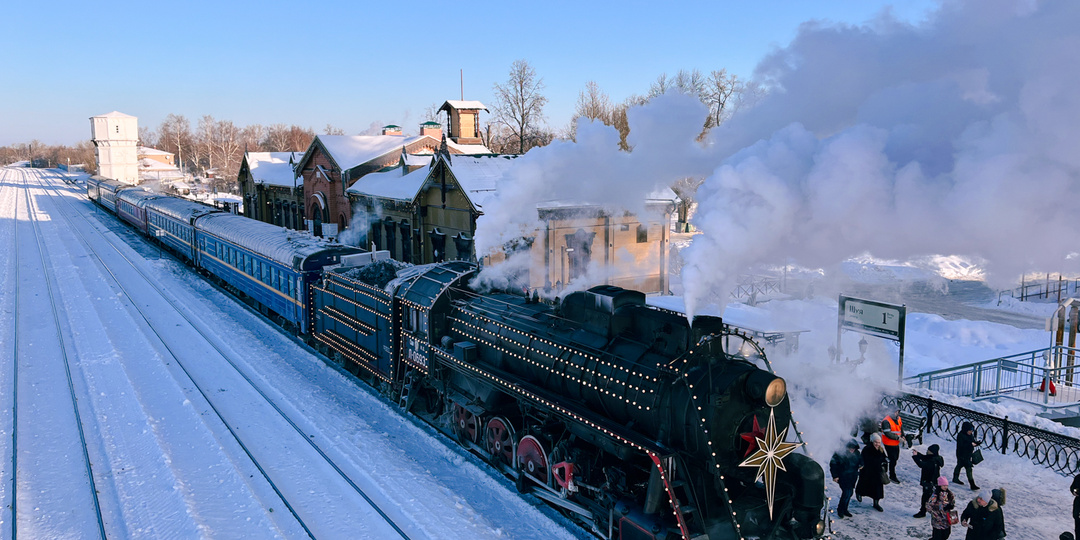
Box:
90 111 139 185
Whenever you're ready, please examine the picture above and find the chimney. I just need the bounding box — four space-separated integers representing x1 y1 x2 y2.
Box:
420 121 442 138
382 124 402 136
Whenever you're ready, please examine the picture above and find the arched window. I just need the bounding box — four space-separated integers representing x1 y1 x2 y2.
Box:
399 220 411 263
384 217 396 258
429 228 446 263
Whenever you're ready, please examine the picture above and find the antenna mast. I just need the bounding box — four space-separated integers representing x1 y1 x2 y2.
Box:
460 69 464 100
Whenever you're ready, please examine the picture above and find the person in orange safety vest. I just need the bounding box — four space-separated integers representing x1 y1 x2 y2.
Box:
882 407 903 483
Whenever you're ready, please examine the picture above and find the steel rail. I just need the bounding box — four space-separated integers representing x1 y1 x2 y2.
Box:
34 170 409 539
17 168 108 540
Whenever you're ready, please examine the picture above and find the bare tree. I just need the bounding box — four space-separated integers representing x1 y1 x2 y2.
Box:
491 59 549 154
157 114 192 172
212 119 243 185
240 124 265 152
568 80 613 141
138 126 158 148
191 115 216 175
323 124 345 136
648 69 707 101
286 125 316 153
264 124 292 151
703 69 742 129
422 102 442 124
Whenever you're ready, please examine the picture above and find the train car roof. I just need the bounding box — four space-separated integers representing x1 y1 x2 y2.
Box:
144 196 221 222
117 189 160 204
393 261 477 309
89 176 128 192
197 213 361 269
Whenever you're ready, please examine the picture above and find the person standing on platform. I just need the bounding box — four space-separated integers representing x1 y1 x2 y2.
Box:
913 444 945 518
856 433 887 512
882 407 904 483
830 440 863 518
953 421 981 490
927 476 956 540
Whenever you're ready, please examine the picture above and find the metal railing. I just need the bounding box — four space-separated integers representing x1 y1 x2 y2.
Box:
998 273 1080 303
905 346 1080 407
730 273 783 303
885 394 1080 477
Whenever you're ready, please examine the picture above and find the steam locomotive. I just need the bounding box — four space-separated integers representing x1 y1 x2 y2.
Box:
84 176 827 539
314 260 827 539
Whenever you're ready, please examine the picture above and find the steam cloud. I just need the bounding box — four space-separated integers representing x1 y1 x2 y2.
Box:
477 0 1080 317
683 0 1080 317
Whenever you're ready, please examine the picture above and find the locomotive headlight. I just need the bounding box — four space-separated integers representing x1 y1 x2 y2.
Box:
745 371 787 407
765 377 787 407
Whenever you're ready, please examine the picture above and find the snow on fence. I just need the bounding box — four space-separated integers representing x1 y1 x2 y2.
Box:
998 273 1080 303
886 394 1080 477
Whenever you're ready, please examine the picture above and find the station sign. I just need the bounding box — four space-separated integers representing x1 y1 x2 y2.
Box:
840 296 905 340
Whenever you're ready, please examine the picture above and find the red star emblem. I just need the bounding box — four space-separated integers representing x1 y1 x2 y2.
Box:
740 415 766 457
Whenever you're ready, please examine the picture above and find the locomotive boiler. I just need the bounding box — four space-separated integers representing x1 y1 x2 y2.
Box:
418 282 826 539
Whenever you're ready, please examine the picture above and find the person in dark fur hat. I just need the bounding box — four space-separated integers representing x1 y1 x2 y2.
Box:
953 421 981 490
913 444 945 518
830 440 863 518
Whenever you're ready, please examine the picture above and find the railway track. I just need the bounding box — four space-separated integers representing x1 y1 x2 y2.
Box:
13 168 412 539
1 167 109 539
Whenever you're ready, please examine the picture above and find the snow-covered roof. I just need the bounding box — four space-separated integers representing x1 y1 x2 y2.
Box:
347 166 429 202
445 155 518 210
138 147 173 156
118 189 161 205
140 158 180 171
446 141 493 154
197 213 351 269
245 152 300 187
535 187 678 210
144 196 219 222
92 111 135 118
317 135 437 171
404 154 433 167
440 100 488 111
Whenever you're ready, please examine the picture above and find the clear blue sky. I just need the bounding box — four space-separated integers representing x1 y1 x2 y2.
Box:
1 0 938 147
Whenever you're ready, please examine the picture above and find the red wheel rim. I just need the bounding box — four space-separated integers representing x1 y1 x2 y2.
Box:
516 435 551 486
485 417 516 466
453 404 479 443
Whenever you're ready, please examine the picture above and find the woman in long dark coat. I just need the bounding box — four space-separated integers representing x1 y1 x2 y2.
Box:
856 432 887 511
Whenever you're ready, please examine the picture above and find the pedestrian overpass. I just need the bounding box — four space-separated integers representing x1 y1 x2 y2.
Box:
905 345 1080 422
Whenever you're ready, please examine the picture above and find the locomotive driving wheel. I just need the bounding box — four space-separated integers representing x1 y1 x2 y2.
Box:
484 417 516 467
452 403 480 443
516 435 552 487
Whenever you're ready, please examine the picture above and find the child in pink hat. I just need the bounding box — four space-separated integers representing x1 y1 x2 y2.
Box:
926 476 956 539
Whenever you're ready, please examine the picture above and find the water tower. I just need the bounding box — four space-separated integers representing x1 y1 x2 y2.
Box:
90 111 139 184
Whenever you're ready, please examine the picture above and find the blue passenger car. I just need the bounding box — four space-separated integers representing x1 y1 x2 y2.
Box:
116 189 160 235
143 197 220 263
86 176 129 213
195 213 362 332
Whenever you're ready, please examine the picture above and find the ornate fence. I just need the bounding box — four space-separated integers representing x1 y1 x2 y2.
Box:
884 393 1080 477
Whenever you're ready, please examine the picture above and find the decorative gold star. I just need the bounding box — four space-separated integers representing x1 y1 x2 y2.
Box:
739 408 801 519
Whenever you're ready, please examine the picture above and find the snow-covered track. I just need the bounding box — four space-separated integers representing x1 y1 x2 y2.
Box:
5 167 108 540
29 169 411 539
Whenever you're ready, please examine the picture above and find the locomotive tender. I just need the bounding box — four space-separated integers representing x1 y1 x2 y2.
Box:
85 176 826 540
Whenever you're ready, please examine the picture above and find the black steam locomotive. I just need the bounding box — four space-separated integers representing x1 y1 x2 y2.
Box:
314 259 826 539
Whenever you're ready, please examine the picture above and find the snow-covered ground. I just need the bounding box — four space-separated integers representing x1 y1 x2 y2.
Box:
2 166 1076 539
0 167 580 539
